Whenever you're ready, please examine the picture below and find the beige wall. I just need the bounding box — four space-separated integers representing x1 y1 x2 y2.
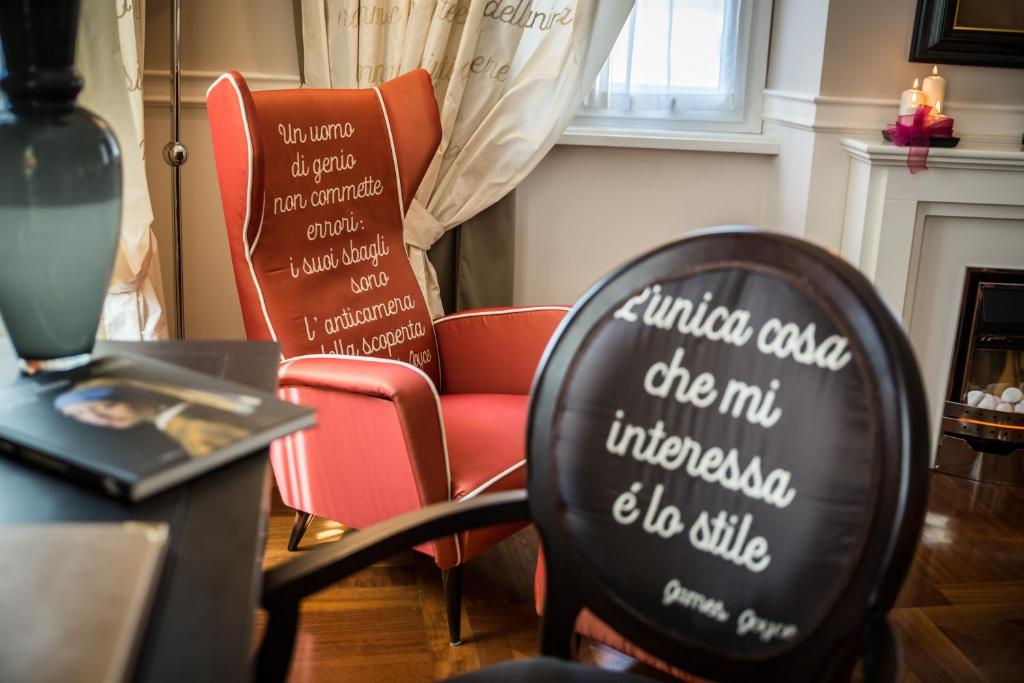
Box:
146 0 298 77
821 0 1024 105
769 0 1024 105
514 145 773 305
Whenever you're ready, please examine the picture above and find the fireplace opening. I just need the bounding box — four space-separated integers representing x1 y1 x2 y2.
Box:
935 268 1024 484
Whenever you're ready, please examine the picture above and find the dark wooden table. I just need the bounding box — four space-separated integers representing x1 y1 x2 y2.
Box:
0 340 280 683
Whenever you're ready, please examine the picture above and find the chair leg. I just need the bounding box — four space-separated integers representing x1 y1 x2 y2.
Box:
287 511 313 552
443 566 463 646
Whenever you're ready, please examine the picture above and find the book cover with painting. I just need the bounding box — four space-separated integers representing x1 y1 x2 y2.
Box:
0 353 314 501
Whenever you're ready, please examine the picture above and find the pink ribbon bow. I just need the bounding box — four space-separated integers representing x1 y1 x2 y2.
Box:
885 105 954 174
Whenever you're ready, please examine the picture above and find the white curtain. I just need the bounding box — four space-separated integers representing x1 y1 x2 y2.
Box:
301 0 633 316
78 0 167 340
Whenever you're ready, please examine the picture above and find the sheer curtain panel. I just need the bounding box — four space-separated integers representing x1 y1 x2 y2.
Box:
78 0 167 340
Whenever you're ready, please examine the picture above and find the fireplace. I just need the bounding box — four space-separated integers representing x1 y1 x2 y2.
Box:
935 268 1024 485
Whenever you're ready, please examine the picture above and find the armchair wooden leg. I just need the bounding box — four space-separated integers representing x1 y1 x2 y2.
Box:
287 511 313 552
443 566 463 646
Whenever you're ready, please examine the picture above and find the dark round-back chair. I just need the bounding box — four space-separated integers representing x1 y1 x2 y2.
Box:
255 227 931 683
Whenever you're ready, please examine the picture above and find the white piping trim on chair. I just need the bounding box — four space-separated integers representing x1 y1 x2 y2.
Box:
372 86 406 217
433 306 571 325
209 72 279 344
458 460 527 502
279 353 462 565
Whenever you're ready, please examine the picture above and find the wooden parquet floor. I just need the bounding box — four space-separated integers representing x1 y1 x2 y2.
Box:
890 474 1024 683
259 472 1024 682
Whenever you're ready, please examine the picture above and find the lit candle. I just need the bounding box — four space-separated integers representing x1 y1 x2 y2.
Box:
899 78 926 116
921 65 946 107
933 100 948 119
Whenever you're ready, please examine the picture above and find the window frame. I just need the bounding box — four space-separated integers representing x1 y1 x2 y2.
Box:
563 0 774 147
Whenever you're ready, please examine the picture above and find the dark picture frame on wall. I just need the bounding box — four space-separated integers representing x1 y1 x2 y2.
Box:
910 0 1024 68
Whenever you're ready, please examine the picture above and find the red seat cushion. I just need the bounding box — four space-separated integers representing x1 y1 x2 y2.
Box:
441 393 529 564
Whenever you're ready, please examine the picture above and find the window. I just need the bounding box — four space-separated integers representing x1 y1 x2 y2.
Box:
570 0 772 140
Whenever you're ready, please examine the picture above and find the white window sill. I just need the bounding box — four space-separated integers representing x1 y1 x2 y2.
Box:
557 126 780 155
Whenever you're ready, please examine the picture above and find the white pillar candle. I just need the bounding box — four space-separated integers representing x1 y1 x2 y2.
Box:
899 78 926 115
921 65 946 107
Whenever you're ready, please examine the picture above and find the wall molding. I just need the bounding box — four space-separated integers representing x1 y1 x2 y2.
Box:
143 73 1024 145
143 69 302 109
761 89 819 132
763 89 1024 145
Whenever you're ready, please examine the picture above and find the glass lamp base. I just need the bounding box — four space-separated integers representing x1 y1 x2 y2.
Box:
19 353 92 375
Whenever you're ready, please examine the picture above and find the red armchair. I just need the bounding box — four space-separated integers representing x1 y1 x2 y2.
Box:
207 69 566 644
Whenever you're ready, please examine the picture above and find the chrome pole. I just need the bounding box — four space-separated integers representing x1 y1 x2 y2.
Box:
162 0 187 339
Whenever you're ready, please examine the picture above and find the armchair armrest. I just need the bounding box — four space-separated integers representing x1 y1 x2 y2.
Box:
433 306 569 394
273 355 455 557
256 490 530 683
278 353 442 417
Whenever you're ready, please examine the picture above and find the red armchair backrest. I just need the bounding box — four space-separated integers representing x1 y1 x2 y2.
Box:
207 69 442 384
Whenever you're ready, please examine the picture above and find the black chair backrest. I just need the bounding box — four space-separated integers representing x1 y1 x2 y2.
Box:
527 227 930 681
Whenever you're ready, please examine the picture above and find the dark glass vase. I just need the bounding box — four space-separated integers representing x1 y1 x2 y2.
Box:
0 0 122 373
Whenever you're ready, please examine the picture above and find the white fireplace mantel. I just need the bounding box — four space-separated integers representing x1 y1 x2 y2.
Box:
840 137 1024 452
842 138 1024 172
841 138 1024 315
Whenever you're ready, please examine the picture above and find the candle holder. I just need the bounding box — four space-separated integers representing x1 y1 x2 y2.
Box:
882 129 959 148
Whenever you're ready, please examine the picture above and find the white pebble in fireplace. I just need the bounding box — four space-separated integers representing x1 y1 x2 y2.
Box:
967 386 1024 412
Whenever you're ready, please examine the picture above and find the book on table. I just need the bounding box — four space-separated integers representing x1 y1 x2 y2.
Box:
0 352 314 501
0 522 169 683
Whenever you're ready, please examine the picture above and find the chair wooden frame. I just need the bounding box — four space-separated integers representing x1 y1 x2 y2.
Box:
528 227 930 681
